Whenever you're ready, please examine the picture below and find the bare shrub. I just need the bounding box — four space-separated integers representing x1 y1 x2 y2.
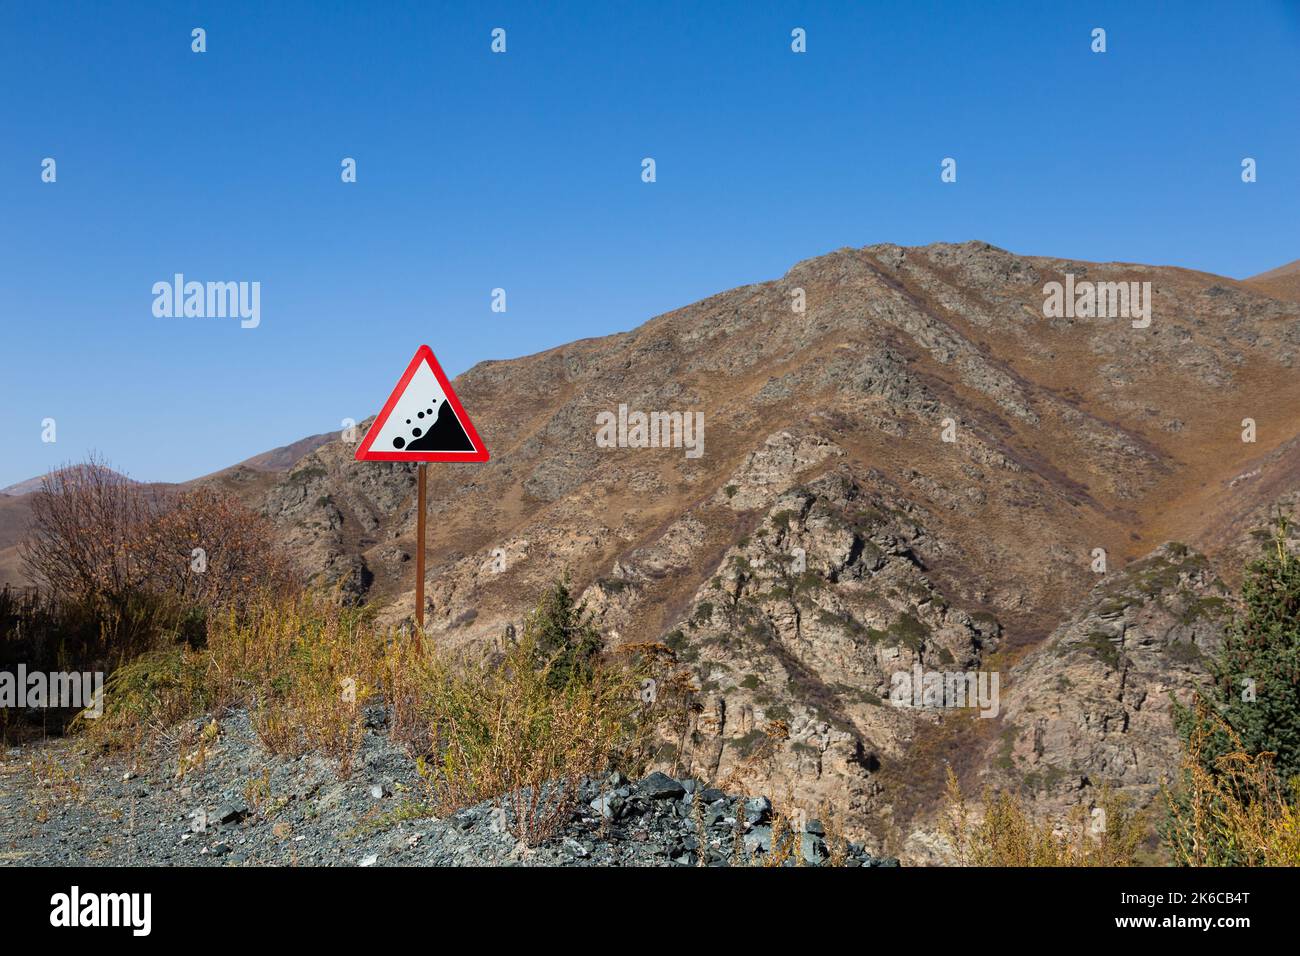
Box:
145 486 299 608
21 456 298 615
21 459 159 602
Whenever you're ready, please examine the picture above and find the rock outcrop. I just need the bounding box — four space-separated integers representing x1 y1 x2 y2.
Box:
192 241 1300 861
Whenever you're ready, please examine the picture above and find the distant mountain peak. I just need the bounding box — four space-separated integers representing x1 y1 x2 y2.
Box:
0 464 136 498
1244 257 1300 304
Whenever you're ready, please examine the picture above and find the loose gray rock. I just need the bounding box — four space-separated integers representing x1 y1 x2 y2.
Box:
2 706 901 868
743 825 773 854
801 832 827 866
216 800 248 825
638 772 686 800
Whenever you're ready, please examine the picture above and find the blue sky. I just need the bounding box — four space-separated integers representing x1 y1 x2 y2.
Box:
2 0 1298 486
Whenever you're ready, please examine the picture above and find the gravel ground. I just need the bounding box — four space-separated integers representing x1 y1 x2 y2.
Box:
0 708 898 868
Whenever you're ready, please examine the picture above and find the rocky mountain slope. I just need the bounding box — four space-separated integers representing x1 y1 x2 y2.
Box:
198 240 1298 862
20 240 1299 862
1245 258 1300 304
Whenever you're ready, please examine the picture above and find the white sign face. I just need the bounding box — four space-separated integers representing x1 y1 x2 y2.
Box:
354 346 489 462
370 360 472 453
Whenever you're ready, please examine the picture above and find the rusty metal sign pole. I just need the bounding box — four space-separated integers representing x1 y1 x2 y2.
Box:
352 346 490 653
414 462 427 653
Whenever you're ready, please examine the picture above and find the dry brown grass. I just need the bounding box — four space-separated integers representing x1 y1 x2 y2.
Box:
610 639 701 775
83 588 668 847
755 809 803 867
391 627 650 846
817 800 852 867
943 767 1143 866
80 594 383 772
1163 703 1300 866
210 598 384 775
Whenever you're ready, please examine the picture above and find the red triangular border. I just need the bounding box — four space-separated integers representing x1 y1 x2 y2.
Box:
354 345 490 462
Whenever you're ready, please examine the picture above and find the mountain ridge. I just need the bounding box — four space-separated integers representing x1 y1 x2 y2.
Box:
1244 258 1300 303
8 240 1300 860
198 239 1299 858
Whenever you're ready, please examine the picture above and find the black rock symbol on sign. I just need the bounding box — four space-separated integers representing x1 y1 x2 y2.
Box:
391 399 474 452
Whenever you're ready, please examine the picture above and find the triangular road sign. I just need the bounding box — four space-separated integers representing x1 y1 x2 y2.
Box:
354 345 489 462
